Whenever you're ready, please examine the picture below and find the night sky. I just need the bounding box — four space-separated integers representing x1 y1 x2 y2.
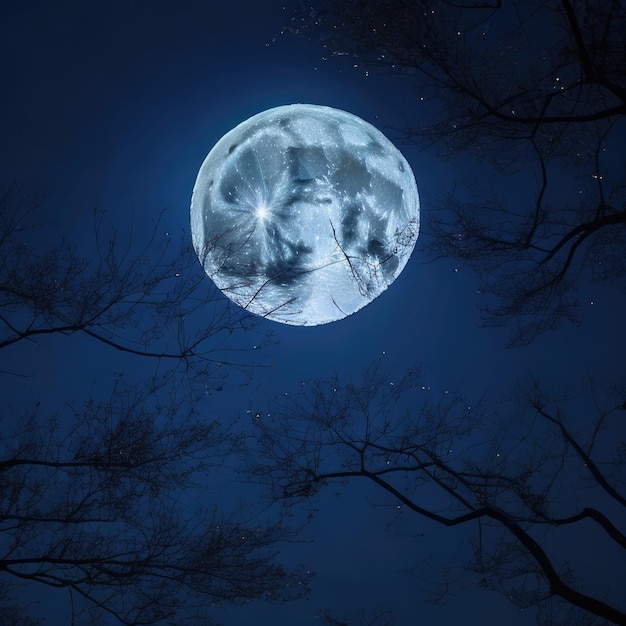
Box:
1 2 624 625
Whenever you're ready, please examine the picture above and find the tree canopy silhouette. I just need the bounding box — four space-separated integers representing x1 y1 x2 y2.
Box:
0 186 270 379
287 0 626 344
244 361 626 625
0 188 306 624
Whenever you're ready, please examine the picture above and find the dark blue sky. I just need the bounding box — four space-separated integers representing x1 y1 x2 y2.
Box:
1 2 624 625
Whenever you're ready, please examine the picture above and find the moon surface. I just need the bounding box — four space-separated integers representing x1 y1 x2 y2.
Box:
190 104 420 326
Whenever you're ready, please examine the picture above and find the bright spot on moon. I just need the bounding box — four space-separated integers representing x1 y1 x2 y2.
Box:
190 103 420 326
255 202 269 220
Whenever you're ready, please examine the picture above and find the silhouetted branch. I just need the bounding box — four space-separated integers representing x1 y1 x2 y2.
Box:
0 185 273 379
1 376 308 624
285 0 626 345
244 360 626 624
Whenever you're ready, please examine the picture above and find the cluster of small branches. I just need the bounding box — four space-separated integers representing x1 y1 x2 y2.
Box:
0 185 298 624
286 0 626 345
0 375 309 624
243 360 626 624
0 185 271 381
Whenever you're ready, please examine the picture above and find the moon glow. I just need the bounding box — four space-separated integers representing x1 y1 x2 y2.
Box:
190 104 420 326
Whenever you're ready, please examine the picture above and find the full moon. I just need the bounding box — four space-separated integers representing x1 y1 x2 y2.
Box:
190 104 420 326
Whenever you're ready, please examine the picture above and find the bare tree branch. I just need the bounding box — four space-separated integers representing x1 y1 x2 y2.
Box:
1 376 309 624
0 185 302 623
243 361 626 624
0 185 273 379
285 0 626 345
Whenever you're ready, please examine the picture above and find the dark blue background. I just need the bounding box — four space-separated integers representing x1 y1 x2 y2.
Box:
1 2 624 624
